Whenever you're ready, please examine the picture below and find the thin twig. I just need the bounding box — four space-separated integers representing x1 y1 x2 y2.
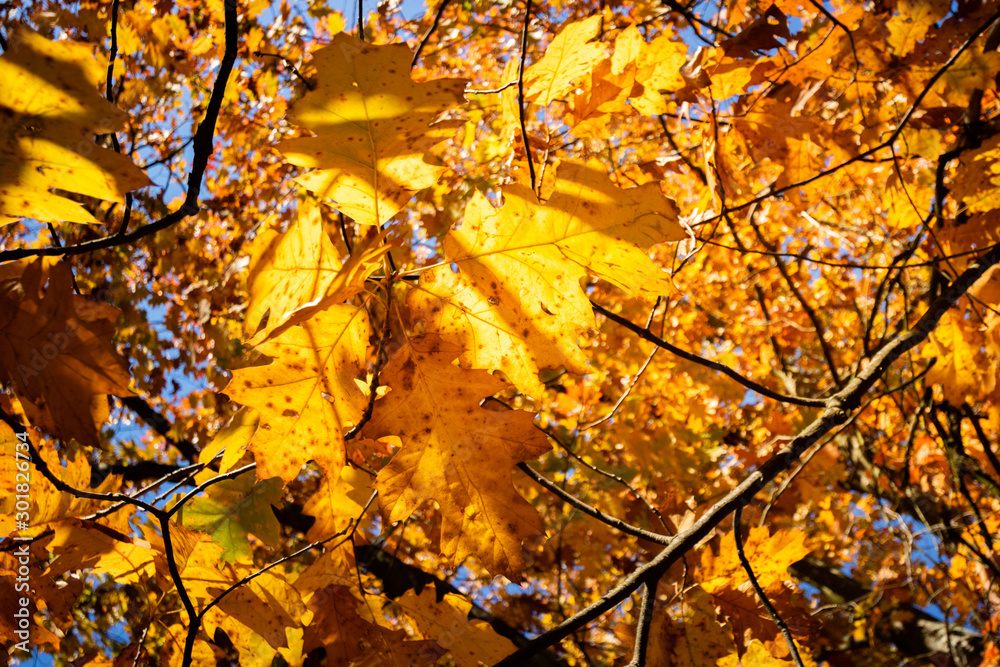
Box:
591 300 827 407
517 0 537 191
517 462 673 545
411 0 450 68
494 243 1000 666
254 51 315 90
734 505 806 667
345 275 394 441
579 300 664 431
467 80 518 94
105 0 134 235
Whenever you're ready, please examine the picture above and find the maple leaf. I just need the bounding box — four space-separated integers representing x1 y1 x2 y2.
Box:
178 470 283 563
0 260 132 446
525 15 606 106
409 159 683 396
0 29 151 224
699 526 811 594
225 303 370 483
922 311 996 405
278 33 467 226
360 334 551 579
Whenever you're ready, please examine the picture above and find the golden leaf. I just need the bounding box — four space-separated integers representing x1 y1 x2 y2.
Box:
409 160 682 396
362 334 550 579
225 304 370 483
278 33 467 226
0 29 150 224
525 15 606 106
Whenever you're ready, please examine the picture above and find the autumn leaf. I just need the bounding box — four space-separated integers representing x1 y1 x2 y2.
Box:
922 310 996 405
46 519 157 584
243 198 346 338
197 406 260 474
302 465 372 542
648 586 737 667
0 29 150 224
886 0 950 56
525 15 606 106
303 585 444 665
278 33 467 226
0 260 132 446
225 303 370 484
699 526 810 594
361 334 550 578
395 588 517 666
178 470 283 563
718 639 807 666
409 159 683 396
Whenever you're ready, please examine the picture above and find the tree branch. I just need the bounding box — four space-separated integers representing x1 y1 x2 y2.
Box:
495 243 1000 666
591 300 827 407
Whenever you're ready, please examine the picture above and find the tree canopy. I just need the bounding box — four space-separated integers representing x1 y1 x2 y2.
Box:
1 0 1000 665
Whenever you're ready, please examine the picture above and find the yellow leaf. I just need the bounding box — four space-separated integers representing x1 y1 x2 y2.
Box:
700 526 810 594
225 304 370 483
923 311 996 405
197 406 260 474
278 33 467 226
302 465 372 542
47 519 157 584
243 198 345 338
0 260 133 447
525 15 606 106
395 588 517 666
718 639 800 666
886 0 950 56
0 29 150 223
630 29 688 114
362 335 551 579
409 160 682 396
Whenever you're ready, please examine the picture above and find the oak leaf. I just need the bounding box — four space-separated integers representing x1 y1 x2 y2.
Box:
178 470 283 563
923 311 996 405
243 198 346 338
225 304 370 483
649 585 737 667
0 260 133 447
395 588 517 666
46 519 157 584
302 465 372 542
360 334 551 579
699 526 810 594
278 33 467 226
0 29 150 224
409 160 682 396
303 585 444 665
525 15 606 106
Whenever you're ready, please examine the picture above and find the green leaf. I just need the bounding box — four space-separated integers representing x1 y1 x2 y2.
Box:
181 472 283 563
